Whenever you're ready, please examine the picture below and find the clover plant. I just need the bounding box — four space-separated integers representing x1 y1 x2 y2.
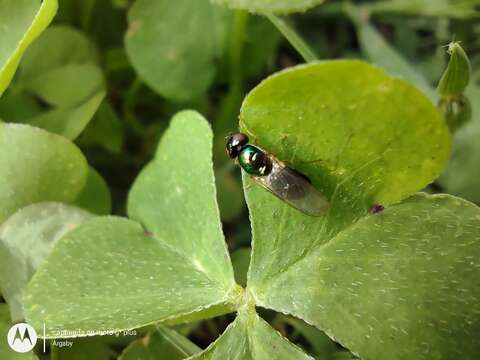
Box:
0 0 479 359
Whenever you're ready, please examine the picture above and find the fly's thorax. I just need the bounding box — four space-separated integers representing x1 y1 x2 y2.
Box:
238 145 272 176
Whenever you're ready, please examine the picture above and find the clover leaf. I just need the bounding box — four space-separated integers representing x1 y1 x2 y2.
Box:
0 203 93 322
240 61 479 359
0 26 105 140
24 111 241 336
0 0 57 96
125 0 229 101
0 123 89 223
23 61 480 360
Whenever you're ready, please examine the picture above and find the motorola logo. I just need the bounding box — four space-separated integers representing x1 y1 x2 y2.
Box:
7 323 38 353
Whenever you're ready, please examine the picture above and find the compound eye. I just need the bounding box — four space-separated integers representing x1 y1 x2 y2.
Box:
226 133 249 158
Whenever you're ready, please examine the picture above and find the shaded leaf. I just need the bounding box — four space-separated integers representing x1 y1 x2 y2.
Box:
212 0 325 14
73 167 112 215
190 311 314 359
0 93 41 123
79 100 125 154
120 325 201 360
276 314 341 359
0 0 58 96
366 0 480 18
216 170 245 222
1 25 105 140
29 91 105 140
231 248 251 287
0 123 88 223
125 0 229 101
0 203 93 322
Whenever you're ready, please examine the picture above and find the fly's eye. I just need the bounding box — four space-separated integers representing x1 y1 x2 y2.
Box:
238 145 272 176
226 133 249 158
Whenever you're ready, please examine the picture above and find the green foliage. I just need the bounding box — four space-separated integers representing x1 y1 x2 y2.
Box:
241 61 450 209
0 203 93 322
365 0 480 18
120 325 201 359
0 1 479 359
348 7 437 101
25 112 240 336
73 167 112 215
125 0 229 101
0 26 106 139
0 0 58 96
212 0 325 14
191 311 314 359
0 123 88 223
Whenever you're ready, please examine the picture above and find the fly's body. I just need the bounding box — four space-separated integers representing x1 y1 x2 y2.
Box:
226 133 329 217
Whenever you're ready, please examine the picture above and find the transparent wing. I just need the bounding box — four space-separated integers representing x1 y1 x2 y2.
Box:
251 156 329 216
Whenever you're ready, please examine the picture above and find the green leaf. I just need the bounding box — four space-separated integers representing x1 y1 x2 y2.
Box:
29 91 106 140
212 0 325 14
0 304 37 359
247 193 480 360
73 167 112 215
18 25 98 80
348 9 437 101
0 123 88 223
23 64 104 108
0 203 93 322
125 0 229 101
437 42 471 97
119 325 201 360
240 61 449 223
191 311 314 359
275 315 341 358
241 61 460 359
0 0 58 96
266 14 317 62
25 111 240 337
79 100 125 154
128 111 235 287
366 0 480 18
1 25 105 140
216 170 245 222
231 247 251 287
0 92 41 123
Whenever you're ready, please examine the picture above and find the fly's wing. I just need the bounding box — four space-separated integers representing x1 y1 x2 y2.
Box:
252 157 329 216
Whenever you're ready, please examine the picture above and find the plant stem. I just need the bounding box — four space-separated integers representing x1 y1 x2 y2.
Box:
266 14 318 62
81 0 96 32
123 77 146 136
213 10 249 162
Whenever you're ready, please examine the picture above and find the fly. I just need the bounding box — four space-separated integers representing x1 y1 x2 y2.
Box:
226 133 329 217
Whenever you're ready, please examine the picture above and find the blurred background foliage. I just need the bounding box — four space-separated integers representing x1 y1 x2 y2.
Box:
0 0 479 358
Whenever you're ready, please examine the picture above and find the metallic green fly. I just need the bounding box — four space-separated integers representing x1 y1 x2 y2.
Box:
226 133 329 216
